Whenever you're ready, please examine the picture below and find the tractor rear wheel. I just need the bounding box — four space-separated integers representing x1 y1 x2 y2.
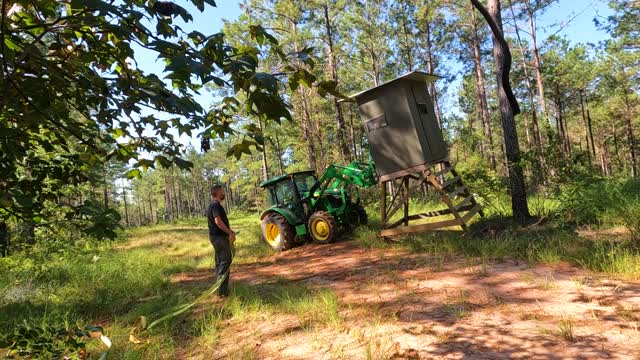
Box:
261 213 295 251
308 210 337 244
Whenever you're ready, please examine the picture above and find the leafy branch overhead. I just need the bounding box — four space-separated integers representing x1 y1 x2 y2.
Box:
0 0 337 225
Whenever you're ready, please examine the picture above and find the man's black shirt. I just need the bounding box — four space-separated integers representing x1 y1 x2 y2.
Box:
207 200 229 237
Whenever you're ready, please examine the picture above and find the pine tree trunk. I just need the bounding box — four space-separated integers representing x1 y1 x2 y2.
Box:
177 177 183 219
508 0 546 181
291 20 318 172
579 90 592 165
258 117 269 181
622 91 638 178
274 132 285 174
164 177 173 222
142 198 147 224
299 89 318 172
612 121 622 171
472 0 530 223
123 186 129 227
322 5 352 163
148 194 154 224
423 20 443 129
470 8 497 170
525 0 548 122
348 106 358 161
586 98 596 159
507 0 542 160
0 221 8 256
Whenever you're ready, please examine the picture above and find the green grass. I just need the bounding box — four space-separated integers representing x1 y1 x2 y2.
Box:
3 184 640 357
0 213 340 358
358 191 640 280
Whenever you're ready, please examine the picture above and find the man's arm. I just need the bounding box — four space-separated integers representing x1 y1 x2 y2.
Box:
214 216 236 241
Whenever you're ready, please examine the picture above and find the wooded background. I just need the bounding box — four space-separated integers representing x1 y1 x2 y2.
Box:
117 0 638 226
1 0 638 249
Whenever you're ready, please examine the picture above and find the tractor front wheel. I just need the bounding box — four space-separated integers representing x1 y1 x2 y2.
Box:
261 213 295 251
308 211 337 244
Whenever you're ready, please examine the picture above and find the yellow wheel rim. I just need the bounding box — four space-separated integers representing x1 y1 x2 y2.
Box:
311 218 330 241
265 223 281 246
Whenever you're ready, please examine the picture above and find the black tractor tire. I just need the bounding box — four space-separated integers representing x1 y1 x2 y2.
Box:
308 210 337 244
353 203 368 226
261 213 295 252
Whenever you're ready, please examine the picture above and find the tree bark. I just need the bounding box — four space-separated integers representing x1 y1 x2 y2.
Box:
148 193 154 224
164 176 173 222
622 90 638 178
177 176 183 218
578 90 593 165
142 196 147 224
525 0 548 121
274 131 285 174
292 20 318 172
612 120 623 171
507 0 543 156
423 18 443 131
471 0 530 222
122 185 129 227
507 0 546 181
469 7 497 170
258 116 269 181
0 221 8 256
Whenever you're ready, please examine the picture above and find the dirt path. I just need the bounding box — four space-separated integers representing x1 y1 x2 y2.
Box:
178 241 640 359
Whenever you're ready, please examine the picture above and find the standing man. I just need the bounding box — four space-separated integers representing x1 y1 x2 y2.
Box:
207 184 236 297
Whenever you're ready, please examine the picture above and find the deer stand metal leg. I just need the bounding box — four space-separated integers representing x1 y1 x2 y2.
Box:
379 161 482 238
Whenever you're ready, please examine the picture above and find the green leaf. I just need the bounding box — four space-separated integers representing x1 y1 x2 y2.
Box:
316 80 348 99
4 38 21 51
194 0 205 11
126 169 142 179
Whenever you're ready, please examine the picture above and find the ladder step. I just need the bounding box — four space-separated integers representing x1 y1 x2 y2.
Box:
433 165 453 178
440 176 460 190
461 204 482 224
455 195 473 210
447 185 467 199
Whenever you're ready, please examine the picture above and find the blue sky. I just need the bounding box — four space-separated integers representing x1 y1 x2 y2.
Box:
133 0 614 149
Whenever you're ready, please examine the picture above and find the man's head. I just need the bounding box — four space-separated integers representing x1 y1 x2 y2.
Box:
211 184 225 201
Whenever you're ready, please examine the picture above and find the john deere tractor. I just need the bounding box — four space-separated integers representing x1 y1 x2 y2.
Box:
259 160 377 251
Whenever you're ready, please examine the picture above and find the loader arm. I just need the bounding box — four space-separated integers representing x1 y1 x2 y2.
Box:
308 159 377 209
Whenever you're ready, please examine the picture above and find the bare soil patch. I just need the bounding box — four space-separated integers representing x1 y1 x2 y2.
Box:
178 241 640 359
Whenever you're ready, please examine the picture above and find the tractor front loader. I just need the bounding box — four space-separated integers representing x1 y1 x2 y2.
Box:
259 160 377 251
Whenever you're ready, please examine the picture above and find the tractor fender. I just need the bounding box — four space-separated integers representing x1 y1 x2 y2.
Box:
260 207 299 225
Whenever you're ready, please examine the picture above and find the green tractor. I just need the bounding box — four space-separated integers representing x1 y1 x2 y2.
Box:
259 160 377 251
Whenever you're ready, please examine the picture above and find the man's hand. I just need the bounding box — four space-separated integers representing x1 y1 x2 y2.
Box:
229 232 236 243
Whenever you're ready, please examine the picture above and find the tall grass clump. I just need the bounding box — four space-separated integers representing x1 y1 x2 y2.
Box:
556 176 640 234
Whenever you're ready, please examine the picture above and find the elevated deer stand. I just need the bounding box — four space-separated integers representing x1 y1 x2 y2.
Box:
346 71 483 238
380 159 483 238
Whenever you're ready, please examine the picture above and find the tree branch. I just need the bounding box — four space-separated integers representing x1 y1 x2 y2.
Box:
469 0 521 115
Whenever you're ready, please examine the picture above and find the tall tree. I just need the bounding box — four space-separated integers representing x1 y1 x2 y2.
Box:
312 0 352 162
470 0 531 222
507 0 545 178
464 3 497 169
523 0 556 122
0 0 329 239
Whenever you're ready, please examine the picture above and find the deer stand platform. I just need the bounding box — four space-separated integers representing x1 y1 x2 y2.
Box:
379 160 483 238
